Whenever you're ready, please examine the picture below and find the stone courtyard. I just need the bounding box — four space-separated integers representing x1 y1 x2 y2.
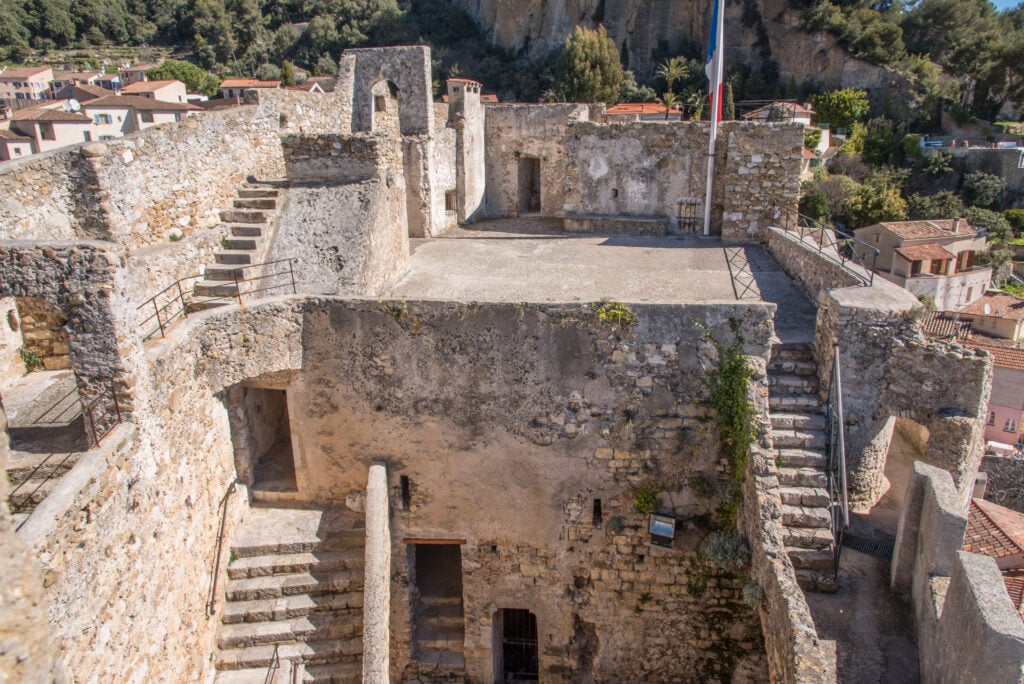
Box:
0 45 1019 684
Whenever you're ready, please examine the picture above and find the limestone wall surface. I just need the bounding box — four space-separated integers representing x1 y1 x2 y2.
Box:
0 296 25 390
980 453 1024 513
764 227 863 299
892 462 1024 683
271 135 409 295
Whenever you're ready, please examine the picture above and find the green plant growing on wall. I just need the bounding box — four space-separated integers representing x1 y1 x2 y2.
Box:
632 484 660 514
168 231 183 242
595 300 636 328
686 566 710 597
696 319 759 522
380 299 407 321
19 346 43 371
699 531 751 573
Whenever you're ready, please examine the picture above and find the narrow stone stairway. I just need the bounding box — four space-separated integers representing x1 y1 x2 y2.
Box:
768 343 837 593
214 505 365 683
190 183 285 312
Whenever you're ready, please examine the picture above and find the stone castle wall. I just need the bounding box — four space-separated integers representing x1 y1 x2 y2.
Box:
14 297 71 370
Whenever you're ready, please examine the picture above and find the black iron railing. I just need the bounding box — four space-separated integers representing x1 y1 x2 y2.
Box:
137 258 297 341
83 375 124 448
767 206 880 287
824 345 850 579
207 480 238 617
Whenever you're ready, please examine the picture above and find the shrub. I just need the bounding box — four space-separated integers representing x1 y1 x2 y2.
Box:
19 346 43 371
595 300 636 328
1005 209 1024 233
632 484 660 514
700 531 751 572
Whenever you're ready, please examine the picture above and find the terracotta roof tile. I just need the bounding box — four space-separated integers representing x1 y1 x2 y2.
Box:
1003 569 1024 620
964 498 1024 559
967 342 1024 371
0 66 52 80
447 77 482 86
86 96 199 112
895 243 955 261
605 102 682 116
219 79 280 89
53 71 102 81
0 128 32 141
54 84 109 101
961 291 1024 322
121 80 180 93
868 219 976 240
10 106 90 122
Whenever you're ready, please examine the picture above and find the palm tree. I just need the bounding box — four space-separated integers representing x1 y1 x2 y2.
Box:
656 57 688 97
683 88 705 121
659 91 680 120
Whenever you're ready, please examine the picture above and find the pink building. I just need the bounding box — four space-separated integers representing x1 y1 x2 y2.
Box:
118 63 162 86
7 104 93 153
50 71 102 97
218 79 280 99
121 80 187 104
970 343 1024 448
0 128 33 160
0 66 54 102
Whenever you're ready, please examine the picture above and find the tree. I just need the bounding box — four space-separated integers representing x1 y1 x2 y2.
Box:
808 174 862 224
314 53 339 77
861 117 901 167
921 151 953 177
844 179 908 228
722 81 735 120
656 56 687 96
554 25 624 104
281 60 296 87
809 88 871 130
658 91 680 120
147 59 221 97
256 63 281 81
619 70 657 103
805 128 822 151
962 171 1006 208
907 191 963 220
965 207 1013 243
800 190 829 224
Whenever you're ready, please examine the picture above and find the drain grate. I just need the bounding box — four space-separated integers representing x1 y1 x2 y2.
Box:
842 533 894 560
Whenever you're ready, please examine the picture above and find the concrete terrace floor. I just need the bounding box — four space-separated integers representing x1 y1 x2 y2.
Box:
389 219 817 345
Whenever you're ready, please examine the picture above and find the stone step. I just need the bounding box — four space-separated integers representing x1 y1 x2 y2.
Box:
796 569 838 594
787 547 836 571
221 209 269 224
768 359 817 376
224 236 258 251
776 448 827 469
216 638 362 670
781 504 832 529
415 624 465 650
205 264 247 282
772 429 826 450
6 449 81 482
237 188 279 199
216 250 255 265
418 601 464 630
413 647 466 671
218 612 362 649
228 549 363 580
215 661 294 684
8 476 59 511
234 198 277 210
187 297 231 313
195 280 240 299
769 345 813 361
225 572 360 602
769 412 826 431
768 375 819 395
783 526 835 550
223 593 364 625
778 486 831 507
777 467 828 488
229 223 265 238
769 395 821 411
232 529 364 559
301 661 363 683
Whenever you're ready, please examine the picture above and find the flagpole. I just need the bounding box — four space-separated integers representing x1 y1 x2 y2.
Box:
703 0 725 237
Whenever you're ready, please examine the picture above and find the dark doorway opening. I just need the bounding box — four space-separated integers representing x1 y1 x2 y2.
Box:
411 543 466 671
517 157 541 214
500 608 539 682
242 387 297 494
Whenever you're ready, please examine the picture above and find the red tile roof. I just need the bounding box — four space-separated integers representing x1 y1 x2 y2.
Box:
0 128 32 141
447 77 482 86
54 84 109 101
742 101 813 120
0 66 52 80
967 342 1024 371
86 96 199 112
867 219 976 240
964 498 1024 559
219 79 280 89
10 106 90 122
53 71 102 81
605 102 682 116
801 148 817 159
1003 569 1024 620
120 63 161 72
961 291 1024 322
895 243 955 262
121 80 180 93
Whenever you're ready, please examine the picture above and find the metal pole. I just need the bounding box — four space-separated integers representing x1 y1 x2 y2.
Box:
176 281 186 319
289 259 297 294
234 269 243 306
153 298 164 338
834 346 849 528
110 376 121 423
702 0 724 237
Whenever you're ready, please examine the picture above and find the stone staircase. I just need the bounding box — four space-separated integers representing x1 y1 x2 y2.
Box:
190 183 284 312
413 594 466 677
214 506 366 683
768 343 837 593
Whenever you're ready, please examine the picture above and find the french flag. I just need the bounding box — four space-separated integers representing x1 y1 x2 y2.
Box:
705 0 724 122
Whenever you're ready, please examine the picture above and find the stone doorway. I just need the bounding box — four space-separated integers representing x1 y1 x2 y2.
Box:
410 542 466 672
517 157 541 214
497 608 539 682
227 386 298 498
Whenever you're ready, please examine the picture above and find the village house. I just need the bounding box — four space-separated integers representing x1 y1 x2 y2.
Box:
964 496 1024 620
0 128 33 160
118 62 162 86
0 66 54 102
852 218 991 310
121 80 188 103
83 96 199 136
7 104 93 151
93 72 122 92
968 343 1024 449
218 79 281 99
49 71 103 97
605 102 684 121
960 290 1024 343
53 84 110 104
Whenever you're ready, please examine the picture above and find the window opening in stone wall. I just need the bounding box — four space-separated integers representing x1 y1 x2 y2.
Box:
400 475 411 510
499 608 539 682
445 190 457 212
517 157 541 214
234 386 297 495
410 543 466 670
374 94 387 113
592 499 602 527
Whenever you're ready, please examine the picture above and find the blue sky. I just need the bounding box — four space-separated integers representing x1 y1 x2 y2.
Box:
992 0 1021 10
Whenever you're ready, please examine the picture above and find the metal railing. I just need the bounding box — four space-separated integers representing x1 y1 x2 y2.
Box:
824 345 850 578
137 258 298 341
83 375 124 448
768 206 880 287
207 480 238 617
265 644 281 684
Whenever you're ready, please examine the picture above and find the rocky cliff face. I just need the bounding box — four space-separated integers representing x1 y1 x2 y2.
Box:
452 0 895 92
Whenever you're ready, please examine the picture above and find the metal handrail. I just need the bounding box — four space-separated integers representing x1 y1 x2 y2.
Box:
83 375 124 448
767 206 880 287
265 644 280 684
825 345 850 579
207 480 238 617
137 258 298 341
